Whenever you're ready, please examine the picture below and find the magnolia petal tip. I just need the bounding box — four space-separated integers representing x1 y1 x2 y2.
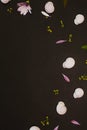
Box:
54 125 59 130
56 40 67 44
62 73 70 82
71 120 80 126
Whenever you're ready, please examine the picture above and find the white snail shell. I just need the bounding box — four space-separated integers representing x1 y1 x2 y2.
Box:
29 126 40 130
63 57 75 69
1 0 11 4
45 1 55 14
73 88 84 99
74 14 85 25
56 101 67 115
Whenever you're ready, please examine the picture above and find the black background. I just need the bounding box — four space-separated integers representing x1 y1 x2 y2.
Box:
0 0 87 130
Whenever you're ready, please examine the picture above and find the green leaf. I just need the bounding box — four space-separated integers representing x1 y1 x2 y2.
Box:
81 45 87 50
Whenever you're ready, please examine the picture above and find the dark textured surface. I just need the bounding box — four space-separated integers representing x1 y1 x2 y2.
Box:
0 0 87 130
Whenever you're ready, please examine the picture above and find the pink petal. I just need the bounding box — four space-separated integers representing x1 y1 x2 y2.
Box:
62 73 70 82
17 2 27 7
54 125 59 130
71 120 80 126
41 11 50 17
56 40 67 44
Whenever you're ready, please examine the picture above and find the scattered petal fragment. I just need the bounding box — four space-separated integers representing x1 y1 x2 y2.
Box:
54 125 59 130
56 40 67 44
41 11 50 17
62 73 70 82
71 120 80 126
17 2 26 6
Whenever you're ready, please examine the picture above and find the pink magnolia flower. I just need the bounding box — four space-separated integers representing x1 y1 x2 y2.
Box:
17 2 32 16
